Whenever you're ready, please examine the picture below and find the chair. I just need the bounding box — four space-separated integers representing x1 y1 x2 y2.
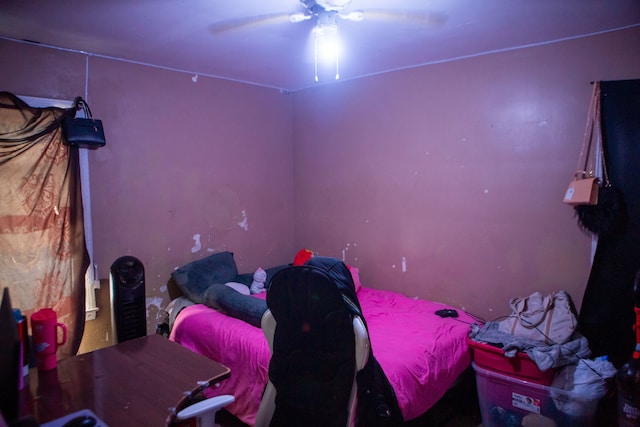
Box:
173 394 235 427
254 266 370 427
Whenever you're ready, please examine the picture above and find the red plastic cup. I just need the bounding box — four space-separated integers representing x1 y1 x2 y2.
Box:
31 308 67 371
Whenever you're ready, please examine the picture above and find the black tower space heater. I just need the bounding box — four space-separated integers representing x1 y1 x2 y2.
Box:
110 256 146 343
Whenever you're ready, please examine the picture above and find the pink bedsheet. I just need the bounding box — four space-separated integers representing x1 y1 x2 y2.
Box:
170 287 474 425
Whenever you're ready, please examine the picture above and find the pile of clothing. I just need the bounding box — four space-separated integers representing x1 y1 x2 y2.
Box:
469 290 617 425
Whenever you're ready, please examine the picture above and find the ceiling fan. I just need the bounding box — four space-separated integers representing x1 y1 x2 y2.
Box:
289 0 366 81
209 0 445 34
288 0 364 25
209 0 445 82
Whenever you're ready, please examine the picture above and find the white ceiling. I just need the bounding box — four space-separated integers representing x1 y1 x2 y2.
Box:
1 0 639 92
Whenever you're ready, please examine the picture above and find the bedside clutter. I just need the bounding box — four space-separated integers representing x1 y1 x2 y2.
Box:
467 290 617 427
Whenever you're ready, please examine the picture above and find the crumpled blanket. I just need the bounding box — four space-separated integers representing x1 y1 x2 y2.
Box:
470 321 591 371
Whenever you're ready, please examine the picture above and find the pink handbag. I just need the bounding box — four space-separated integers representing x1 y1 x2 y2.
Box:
563 173 599 206
563 83 601 206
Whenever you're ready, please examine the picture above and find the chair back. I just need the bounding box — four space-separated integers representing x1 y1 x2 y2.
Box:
255 266 369 427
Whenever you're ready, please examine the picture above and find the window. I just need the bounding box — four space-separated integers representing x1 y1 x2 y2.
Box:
19 95 100 320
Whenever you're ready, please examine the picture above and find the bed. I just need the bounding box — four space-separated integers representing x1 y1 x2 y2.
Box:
167 251 475 425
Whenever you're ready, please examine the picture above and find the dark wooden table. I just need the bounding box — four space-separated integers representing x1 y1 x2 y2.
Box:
19 334 231 426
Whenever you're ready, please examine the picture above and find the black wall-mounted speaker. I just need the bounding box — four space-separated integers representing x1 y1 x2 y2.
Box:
110 256 146 343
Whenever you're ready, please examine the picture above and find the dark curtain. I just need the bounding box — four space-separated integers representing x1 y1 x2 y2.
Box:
0 91 90 359
578 79 640 368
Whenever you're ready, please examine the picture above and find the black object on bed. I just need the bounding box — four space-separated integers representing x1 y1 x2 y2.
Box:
203 283 267 328
170 251 288 327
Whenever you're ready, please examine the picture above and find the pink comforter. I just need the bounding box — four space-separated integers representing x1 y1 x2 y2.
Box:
170 287 474 425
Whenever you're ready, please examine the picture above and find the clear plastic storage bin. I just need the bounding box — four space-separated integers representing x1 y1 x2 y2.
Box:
473 362 601 427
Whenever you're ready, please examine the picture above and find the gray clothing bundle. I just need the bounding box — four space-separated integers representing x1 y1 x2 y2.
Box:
469 321 591 371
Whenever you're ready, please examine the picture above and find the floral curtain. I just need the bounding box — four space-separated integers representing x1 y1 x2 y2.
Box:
0 91 89 359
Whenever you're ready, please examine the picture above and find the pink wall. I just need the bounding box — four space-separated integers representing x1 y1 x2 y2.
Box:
86 58 296 326
1 39 296 332
2 26 639 330
291 27 640 321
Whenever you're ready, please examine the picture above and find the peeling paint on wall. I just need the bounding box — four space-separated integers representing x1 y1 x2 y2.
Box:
238 210 249 231
341 242 358 262
146 296 165 322
402 256 407 273
191 233 202 253
146 296 163 309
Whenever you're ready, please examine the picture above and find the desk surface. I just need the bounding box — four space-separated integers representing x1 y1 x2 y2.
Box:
22 334 230 426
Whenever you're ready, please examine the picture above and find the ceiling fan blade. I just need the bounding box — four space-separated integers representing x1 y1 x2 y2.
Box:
362 9 447 26
208 12 292 35
338 11 364 22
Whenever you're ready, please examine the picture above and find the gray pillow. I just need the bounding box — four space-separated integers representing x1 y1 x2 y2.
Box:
171 251 238 304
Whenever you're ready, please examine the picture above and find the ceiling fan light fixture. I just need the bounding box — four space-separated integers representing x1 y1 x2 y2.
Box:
314 24 340 60
313 22 340 82
296 1 358 83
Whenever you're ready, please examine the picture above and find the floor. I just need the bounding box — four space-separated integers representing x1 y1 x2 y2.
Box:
214 366 619 427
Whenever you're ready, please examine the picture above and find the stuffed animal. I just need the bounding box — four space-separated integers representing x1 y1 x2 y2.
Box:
250 267 267 294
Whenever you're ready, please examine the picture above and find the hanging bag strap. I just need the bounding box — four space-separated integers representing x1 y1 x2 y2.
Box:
593 87 612 188
575 83 600 179
72 96 94 119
